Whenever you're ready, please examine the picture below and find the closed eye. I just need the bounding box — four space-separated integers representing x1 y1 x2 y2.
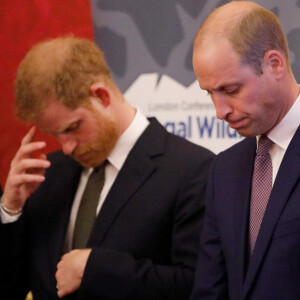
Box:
225 88 238 95
63 121 81 134
222 85 240 95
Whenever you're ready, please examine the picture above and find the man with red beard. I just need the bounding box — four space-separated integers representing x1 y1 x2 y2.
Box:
0 36 214 299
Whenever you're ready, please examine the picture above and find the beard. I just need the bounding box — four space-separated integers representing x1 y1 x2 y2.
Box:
72 111 119 168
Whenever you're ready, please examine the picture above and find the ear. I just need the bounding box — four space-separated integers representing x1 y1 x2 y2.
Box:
264 50 286 79
90 82 111 107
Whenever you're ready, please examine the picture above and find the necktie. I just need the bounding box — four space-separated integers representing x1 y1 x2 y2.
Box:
249 136 273 255
72 164 106 249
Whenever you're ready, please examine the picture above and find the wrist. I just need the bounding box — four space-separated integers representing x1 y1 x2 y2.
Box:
0 196 23 215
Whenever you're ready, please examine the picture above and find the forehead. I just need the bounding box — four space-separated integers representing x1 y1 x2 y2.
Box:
193 39 246 89
36 100 87 133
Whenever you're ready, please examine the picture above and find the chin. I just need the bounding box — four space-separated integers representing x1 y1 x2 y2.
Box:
77 161 92 169
85 158 107 169
236 128 256 138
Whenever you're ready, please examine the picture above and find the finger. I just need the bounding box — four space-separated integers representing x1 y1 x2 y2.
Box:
9 173 46 186
57 289 65 298
55 269 61 281
55 272 66 298
21 126 37 145
55 278 63 298
60 252 71 261
14 158 50 174
13 141 47 162
57 282 74 298
57 261 63 270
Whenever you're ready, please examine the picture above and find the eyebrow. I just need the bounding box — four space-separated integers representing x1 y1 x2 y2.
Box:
41 120 79 136
208 82 241 92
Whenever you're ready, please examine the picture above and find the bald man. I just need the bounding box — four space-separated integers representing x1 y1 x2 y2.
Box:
191 1 300 299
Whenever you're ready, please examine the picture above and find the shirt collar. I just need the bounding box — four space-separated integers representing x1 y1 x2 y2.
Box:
107 109 149 171
267 88 300 150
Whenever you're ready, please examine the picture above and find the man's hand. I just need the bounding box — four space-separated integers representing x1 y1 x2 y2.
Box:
2 127 50 214
56 249 92 298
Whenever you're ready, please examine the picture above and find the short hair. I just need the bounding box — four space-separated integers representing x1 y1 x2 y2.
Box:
230 5 289 75
15 36 112 122
194 1 290 75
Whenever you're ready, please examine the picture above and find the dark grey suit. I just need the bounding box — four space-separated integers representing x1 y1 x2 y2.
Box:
0 118 214 299
191 126 300 300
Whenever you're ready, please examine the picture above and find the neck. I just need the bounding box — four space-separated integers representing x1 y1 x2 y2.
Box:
113 95 136 136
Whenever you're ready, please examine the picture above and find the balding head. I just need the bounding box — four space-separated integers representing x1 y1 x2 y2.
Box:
194 1 290 75
194 1 255 45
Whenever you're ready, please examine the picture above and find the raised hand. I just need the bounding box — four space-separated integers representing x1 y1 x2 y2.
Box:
2 127 51 214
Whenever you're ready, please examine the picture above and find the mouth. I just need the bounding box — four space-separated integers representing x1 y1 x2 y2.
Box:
228 117 247 130
74 152 89 162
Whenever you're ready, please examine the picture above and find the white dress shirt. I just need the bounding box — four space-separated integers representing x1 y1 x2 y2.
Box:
64 109 149 251
264 89 300 185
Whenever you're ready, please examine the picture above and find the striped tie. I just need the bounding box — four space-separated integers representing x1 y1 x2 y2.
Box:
249 136 273 255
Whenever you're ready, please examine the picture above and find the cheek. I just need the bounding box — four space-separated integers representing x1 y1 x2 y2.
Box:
79 119 100 142
240 89 266 115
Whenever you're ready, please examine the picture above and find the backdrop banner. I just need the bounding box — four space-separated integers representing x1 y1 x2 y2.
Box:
1 1 300 186
91 0 300 153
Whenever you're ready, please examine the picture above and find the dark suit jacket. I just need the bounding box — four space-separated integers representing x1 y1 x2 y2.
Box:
0 118 214 300
191 126 300 300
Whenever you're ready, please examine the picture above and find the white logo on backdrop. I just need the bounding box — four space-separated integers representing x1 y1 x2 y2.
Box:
125 73 243 154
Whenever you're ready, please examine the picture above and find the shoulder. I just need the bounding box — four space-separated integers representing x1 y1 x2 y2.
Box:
137 118 215 176
209 137 256 180
165 132 215 169
216 137 255 160
145 117 215 160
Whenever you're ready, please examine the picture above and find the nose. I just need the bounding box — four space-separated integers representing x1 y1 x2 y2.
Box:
58 135 77 155
211 93 232 120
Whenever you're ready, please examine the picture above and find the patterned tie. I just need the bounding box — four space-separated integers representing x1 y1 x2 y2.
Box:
249 136 273 255
72 164 106 249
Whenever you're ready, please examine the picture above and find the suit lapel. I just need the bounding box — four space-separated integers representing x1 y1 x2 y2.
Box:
220 138 256 291
231 138 256 291
47 156 83 278
243 126 300 298
87 118 166 247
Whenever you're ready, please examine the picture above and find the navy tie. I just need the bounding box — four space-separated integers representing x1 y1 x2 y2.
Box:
249 136 273 255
